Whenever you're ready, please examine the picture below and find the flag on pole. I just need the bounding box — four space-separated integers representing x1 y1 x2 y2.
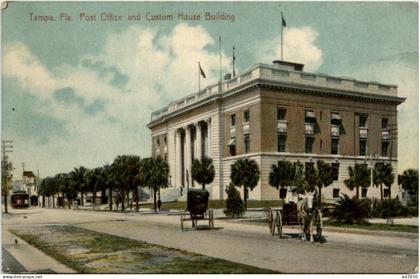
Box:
199 62 206 78
281 13 287 28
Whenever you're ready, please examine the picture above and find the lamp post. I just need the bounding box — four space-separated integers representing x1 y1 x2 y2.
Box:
365 153 378 201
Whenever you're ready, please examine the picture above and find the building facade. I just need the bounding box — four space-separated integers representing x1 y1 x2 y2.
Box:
147 61 405 201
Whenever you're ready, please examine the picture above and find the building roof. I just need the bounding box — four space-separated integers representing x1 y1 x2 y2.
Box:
148 60 405 128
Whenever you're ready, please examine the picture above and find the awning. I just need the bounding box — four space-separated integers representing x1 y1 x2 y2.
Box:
305 111 316 118
331 113 341 121
227 138 236 146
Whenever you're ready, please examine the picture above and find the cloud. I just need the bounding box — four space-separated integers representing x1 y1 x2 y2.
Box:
3 24 232 177
256 27 323 71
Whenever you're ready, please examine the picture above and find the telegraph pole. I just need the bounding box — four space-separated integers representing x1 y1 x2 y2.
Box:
2 140 13 213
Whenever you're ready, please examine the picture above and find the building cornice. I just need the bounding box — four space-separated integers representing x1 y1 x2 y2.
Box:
147 63 406 128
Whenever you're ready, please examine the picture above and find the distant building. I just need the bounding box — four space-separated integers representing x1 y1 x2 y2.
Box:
147 60 405 201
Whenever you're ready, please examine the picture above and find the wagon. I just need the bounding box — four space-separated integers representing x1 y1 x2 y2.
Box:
268 201 323 241
180 189 214 231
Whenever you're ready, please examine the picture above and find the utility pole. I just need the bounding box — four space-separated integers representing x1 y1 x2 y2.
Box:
2 140 13 213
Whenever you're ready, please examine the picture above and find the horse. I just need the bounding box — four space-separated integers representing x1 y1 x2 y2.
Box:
297 190 318 242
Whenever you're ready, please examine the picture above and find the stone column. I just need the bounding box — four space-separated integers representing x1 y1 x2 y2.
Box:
207 118 212 158
196 122 202 160
185 126 192 189
175 129 182 187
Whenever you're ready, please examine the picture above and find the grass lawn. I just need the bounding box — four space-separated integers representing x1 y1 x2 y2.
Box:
323 221 419 234
237 218 418 233
10 225 276 274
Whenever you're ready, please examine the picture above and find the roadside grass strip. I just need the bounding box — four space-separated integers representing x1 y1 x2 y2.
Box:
9 225 276 274
238 218 418 233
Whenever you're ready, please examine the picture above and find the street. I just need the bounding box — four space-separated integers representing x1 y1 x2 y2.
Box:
2 207 418 273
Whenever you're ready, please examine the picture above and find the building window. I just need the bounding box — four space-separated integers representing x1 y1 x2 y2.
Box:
277 108 287 121
333 188 340 198
244 110 250 123
164 135 167 145
231 114 236 127
359 114 368 128
384 188 390 198
320 140 323 151
382 141 389 157
360 139 367 156
157 138 160 146
331 138 339 155
244 134 250 153
382 118 389 129
362 188 368 198
278 134 286 152
332 163 339 181
305 137 314 153
228 137 236 156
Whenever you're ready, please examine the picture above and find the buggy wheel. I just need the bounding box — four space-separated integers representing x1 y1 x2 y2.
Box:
316 210 323 239
180 211 184 231
268 208 275 235
208 209 214 229
275 210 283 238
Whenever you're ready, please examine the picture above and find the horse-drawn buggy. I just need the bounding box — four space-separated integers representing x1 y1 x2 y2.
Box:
180 189 214 231
268 190 323 242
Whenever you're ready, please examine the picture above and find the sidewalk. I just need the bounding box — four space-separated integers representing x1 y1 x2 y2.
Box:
2 228 76 274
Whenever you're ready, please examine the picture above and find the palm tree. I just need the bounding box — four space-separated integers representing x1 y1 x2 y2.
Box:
230 158 260 210
374 162 394 200
332 194 369 224
191 157 215 190
73 166 88 206
102 164 115 211
269 160 295 204
85 168 101 210
398 169 418 205
344 163 370 199
292 161 306 194
315 160 333 204
139 157 169 212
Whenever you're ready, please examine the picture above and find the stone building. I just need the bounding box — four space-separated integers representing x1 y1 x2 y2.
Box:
147 60 405 201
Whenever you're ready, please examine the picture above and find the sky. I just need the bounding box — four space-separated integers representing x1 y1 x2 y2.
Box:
2 1 418 179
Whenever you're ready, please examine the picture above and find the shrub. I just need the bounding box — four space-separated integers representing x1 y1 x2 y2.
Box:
224 183 245 218
369 198 410 218
332 194 369 224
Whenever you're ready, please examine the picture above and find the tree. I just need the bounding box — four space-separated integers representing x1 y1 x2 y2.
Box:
224 183 244 218
230 158 260 210
112 156 130 212
58 173 77 208
398 169 418 205
304 160 333 205
374 162 394 200
38 178 46 207
47 176 59 208
85 168 101 210
102 164 115 211
121 156 142 212
292 161 306 194
139 157 169 212
315 160 334 204
191 157 215 190
344 163 370 199
72 166 88 206
332 194 369 224
269 160 295 204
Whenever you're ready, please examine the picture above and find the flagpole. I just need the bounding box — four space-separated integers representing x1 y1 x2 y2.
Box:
219 36 222 82
281 12 284 61
198 62 201 92
232 46 236 77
